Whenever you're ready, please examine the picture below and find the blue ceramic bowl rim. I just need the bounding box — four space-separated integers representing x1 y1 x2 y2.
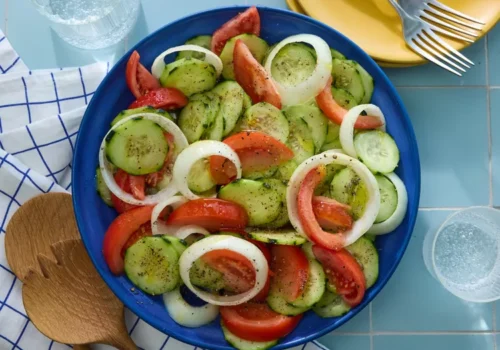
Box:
73 5 421 349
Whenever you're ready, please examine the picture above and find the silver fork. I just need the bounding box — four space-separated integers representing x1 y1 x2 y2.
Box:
399 0 485 43
388 0 473 76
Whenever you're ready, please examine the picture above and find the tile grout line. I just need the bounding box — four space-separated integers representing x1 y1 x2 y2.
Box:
486 35 493 208
369 303 374 350
333 331 500 336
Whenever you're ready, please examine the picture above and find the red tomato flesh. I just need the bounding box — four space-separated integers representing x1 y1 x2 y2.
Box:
103 205 154 275
316 77 383 130
312 245 366 307
129 87 188 110
125 50 160 98
220 303 302 342
166 198 248 232
312 196 353 231
211 7 261 56
121 222 152 258
248 240 272 302
233 40 281 109
111 169 139 213
210 131 294 184
270 245 309 302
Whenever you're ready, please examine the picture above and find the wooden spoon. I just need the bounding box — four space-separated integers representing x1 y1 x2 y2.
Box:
23 239 137 350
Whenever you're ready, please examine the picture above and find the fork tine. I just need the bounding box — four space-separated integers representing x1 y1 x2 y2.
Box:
417 32 466 72
420 11 479 37
424 5 484 30
408 37 462 76
427 23 475 42
427 0 486 24
424 29 474 66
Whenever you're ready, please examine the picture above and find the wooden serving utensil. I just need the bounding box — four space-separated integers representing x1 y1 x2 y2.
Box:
23 239 137 350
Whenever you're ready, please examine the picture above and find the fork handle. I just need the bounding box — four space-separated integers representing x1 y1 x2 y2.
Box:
387 0 413 20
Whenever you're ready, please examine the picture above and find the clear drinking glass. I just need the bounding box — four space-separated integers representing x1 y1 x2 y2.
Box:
423 207 500 302
30 0 140 50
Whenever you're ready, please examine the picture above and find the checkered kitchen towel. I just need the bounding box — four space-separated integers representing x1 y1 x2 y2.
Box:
0 32 329 350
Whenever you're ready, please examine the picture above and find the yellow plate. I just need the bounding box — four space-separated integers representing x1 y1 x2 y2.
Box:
287 0 500 66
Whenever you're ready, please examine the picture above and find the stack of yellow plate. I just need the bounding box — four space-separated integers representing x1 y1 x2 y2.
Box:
287 0 500 67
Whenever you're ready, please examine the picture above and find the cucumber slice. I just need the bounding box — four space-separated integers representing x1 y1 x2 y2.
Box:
235 102 289 143
222 322 278 350
330 48 346 60
176 35 212 60
248 229 306 245
346 236 379 288
320 139 343 153
286 114 315 164
95 168 113 207
264 179 289 228
162 235 188 256
331 58 365 103
178 93 218 143
275 160 298 182
111 106 174 126
243 93 252 110
266 293 308 316
325 121 340 144
189 258 225 292
124 236 180 295
314 163 344 197
191 92 221 136
354 130 400 174
270 43 317 86
301 242 315 260
187 158 216 194
105 118 168 176
354 62 374 104
284 105 328 153
331 87 358 109
220 34 269 80
212 81 246 136
244 166 278 180
291 259 326 308
313 290 351 318
330 167 368 220
263 43 277 67
160 58 217 96
375 174 398 223
218 179 284 227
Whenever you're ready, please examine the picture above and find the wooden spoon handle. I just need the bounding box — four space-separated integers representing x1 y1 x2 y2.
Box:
73 345 91 350
105 333 138 350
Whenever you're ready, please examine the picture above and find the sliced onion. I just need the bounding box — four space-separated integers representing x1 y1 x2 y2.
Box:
368 172 408 235
174 225 210 240
264 34 332 106
179 235 268 306
151 196 188 235
339 104 386 158
163 287 219 327
151 45 223 79
173 140 241 200
287 150 380 246
99 113 189 206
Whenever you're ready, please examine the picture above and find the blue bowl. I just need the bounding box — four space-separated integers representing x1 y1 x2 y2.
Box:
73 6 420 349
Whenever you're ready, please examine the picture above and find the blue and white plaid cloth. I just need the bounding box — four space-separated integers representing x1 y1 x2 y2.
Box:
0 32 329 350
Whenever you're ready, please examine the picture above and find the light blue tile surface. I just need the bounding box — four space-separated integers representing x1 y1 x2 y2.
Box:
488 24 500 86
374 335 495 350
383 38 487 87
372 210 494 331
491 89 500 206
317 335 370 350
398 87 489 207
333 306 370 333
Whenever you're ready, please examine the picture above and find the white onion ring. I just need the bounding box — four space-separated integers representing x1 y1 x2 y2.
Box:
264 34 332 106
99 113 189 205
174 225 210 240
368 172 408 235
151 196 188 236
163 287 219 327
151 45 223 79
179 235 268 306
287 150 380 246
172 140 241 200
339 104 387 158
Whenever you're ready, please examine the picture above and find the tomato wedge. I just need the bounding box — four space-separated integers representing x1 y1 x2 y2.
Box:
103 205 154 275
166 198 248 232
312 245 366 307
125 50 161 98
270 245 309 302
210 131 293 184
233 40 281 109
111 170 139 213
202 249 256 294
249 240 272 302
211 7 261 56
316 77 383 130
145 133 175 187
128 175 146 200
297 166 348 250
121 222 152 258
220 303 302 342
312 196 353 231
128 87 188 110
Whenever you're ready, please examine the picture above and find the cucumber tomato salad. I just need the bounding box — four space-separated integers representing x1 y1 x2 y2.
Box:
97 7 408 350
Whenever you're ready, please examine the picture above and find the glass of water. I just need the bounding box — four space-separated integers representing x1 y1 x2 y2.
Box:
30 0 140 50
423 207 500 302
